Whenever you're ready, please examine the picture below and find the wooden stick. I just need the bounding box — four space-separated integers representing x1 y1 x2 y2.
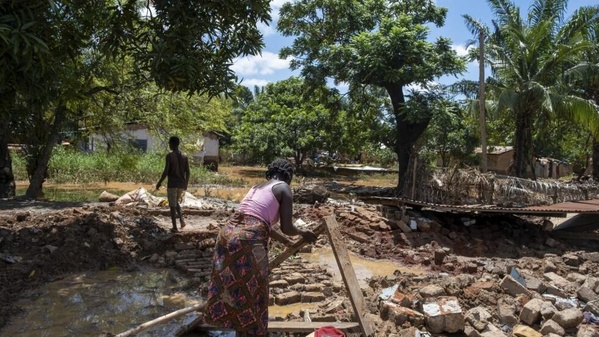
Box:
115 302 206 337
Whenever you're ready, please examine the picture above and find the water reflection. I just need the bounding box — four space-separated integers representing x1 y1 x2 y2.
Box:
1 269 202 337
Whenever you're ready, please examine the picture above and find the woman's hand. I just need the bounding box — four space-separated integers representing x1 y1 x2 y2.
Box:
298 228 318 243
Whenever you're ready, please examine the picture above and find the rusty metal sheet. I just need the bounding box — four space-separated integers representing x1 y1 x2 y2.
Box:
360 197 599 216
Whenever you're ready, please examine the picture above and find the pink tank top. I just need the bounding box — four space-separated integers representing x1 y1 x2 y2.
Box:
237 180 284 228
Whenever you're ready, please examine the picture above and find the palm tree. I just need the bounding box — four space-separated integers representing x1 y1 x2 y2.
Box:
464 0 599 178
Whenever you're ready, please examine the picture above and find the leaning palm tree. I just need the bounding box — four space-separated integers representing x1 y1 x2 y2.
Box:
464 0 599 178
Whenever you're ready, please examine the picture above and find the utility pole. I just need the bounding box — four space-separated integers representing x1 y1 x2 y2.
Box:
479 31 488 173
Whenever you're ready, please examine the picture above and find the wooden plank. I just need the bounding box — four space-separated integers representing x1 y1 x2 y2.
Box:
323 215 375 337
188 321 359 334
268 225 325 270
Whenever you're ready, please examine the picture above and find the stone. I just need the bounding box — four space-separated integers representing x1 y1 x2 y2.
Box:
392 290 417 308
577 285 597 303
500 275 531 297
544 260 558 273
465 307 492 332
301 292 325 303
480 323 507 337
540 320 565 336
99 190 119 202
434 249 447 265
519 298 545 325
552 308 583 330
497 298 518 325
513 324 542 337
268 280 289 289
545 284 567 298
284 273 305 285
562 253 580 267
544 272 572 289
274 291 301 305
465 324 481 337
541 301 558 320
585 300 599 315
566 272 587 284
525 277 547 293
382 301 425 326
419 284 447 298
577 325 599 337
545 237 560 248
422 296 464 334
397 327 421 337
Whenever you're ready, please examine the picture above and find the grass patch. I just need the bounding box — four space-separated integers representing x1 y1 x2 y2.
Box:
12 149 248 187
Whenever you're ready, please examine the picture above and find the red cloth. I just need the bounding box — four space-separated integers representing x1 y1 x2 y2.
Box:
314 326 345 337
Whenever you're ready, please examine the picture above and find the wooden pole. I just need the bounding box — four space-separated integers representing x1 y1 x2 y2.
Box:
323 215 374 336
479 31 488 173
269 225 324 269
115 302 206 337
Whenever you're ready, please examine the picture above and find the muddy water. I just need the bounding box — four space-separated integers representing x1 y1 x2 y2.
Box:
302 248 425 287
1 269 202 337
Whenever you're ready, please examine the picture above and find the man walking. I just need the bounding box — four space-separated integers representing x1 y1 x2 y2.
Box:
156 136 190 233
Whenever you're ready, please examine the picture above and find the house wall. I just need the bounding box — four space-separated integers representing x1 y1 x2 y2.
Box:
88 128 160 153
487 152 512 174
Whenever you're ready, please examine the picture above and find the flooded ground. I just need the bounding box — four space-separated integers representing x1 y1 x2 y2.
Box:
301 248 425 287
0 269 202 337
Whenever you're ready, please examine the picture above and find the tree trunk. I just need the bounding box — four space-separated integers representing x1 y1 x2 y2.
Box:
25 105 66 199
0 129 16 198
512 110 535 179
386 85 431 196
593 140 599 181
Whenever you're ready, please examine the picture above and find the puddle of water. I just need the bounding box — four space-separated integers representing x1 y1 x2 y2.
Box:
1 269 202 337
269 302 321 318
301 248 425 287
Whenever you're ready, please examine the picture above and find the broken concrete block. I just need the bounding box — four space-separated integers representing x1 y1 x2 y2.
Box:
540 319 565 336
434 249 447 265
301 292 325 303
284 273 305 285
497 298 518 325
566 272 586 284
544 272 572 289
584 300 599 315
382 301 424 326
552 308 583 330
545 284 568 298
500 275 531 297
274 291 301 305
269 280 289 288
577 285 597 303
419 284 447 298
391 290 417 308
562 253 580 267
541 301 558 320
525 277 547 293
513 324 542 337
465 306 492 332
519 298 545 325
480 323 507 337
544 260 558 273
422 296 464 334
576 324 599 337
464 324 481 337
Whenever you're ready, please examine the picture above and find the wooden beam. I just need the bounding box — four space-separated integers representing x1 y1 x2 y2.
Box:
550 231 599 241
323 215 375 337
269 225 325 270
189 321 359 334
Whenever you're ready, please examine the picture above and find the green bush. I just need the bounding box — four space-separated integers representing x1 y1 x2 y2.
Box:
12 148 247 186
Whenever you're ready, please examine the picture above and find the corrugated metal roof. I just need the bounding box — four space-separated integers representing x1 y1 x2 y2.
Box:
360 197 599 216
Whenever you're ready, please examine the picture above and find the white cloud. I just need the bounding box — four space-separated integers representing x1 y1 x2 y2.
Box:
270 0 291 21
258 21 276 37
239 78 271 87
452 44 474 57
231 51 292 76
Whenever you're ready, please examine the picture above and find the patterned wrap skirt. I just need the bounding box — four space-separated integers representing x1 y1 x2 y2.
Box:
205 213 270 335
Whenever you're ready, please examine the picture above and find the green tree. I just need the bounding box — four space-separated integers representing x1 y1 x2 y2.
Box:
1 0 270 198
464 0 599 178
233 77 355 170
278 0 465 194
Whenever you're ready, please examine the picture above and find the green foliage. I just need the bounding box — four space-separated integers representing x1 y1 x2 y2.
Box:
464 0 599 177
12 148 245 186
234 77 350 168
278 0 465 193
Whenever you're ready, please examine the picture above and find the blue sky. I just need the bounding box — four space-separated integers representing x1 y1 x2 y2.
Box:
231 0 591 90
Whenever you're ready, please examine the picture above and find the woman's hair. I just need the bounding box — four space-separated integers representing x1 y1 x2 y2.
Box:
266 159 294 183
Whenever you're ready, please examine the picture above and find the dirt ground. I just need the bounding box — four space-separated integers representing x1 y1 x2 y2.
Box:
1 183 599 336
